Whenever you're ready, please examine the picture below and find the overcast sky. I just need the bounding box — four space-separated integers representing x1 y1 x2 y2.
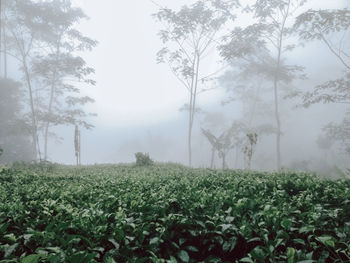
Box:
46 0 348 164
68 0 346 129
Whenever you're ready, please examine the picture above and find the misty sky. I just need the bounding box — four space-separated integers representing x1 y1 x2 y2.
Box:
44 0 349 165
69 0 346 127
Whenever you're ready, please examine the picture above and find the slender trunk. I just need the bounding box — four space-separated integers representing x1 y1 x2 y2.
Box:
188 84 194 167
210 147 215 168
44 83 57 160
234 148 239 169
222 153 226 170
44 40 61 160
273 2 290 171
187 110 193 167
0 0 2 76
188 52 200 167
43 65 58 160
23 56 40 160
3 21 6 78
187 52 197 167
44 123 49 160
78 129 81 165
273 73 281 171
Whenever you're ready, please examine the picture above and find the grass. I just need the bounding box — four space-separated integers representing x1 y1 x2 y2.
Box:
0 163 349 262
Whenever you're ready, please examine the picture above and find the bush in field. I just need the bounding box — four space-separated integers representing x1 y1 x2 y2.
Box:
135 152 154 166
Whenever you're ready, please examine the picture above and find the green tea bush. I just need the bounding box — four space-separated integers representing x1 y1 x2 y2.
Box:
135 152 154 166
0 165 349 262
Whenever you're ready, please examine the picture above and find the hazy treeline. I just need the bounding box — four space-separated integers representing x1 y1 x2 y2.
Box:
151 0 350 173
0 0 349 174
0 0 96 163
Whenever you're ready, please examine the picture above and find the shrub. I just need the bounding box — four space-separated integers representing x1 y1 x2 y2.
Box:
135 152 154 166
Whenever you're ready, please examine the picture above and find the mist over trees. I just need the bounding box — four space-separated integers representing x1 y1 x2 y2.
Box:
0 0 349 174
0 0 96 163
153 0 350 172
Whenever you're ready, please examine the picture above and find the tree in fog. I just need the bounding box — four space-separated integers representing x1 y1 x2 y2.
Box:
202 126 237 169
295 8 350 155
32 0 97 161
220 0 307 170
1 0 96 161
0 78 33 163
2 0 43 158
153 0 239 166
219 61 276 145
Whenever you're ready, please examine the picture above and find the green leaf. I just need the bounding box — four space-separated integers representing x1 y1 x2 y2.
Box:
281 219 292 229
4 233 16 243
21 254 43 263
240 257 254 263
186 246 199 252
287 247 295 263
325 240 335 247
104 257 117 263
316 236 335 247
47 254 62 263
177 250 189 263
250 247 266 261
4 243 18 258
293 238 306 246
149 237 160 245
0 223 9 233
108 238 120 249
221 224 231 232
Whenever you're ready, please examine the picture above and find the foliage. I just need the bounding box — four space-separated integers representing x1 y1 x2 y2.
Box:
243 133 258 170
219 0 306 171
153 0 238 166
0 78 34 162
135 152 154 166
0 164 349 262
201 122 244 169
295 7 350 155
1 0 97 161
322 110 350 155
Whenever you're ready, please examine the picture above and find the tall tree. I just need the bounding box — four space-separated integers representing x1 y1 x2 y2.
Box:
31 0 97 160
0 78 34 163
0 0 7 78
220 0 306 170
3 0 50 159
153 0 238 166
295 8 350 155
202 126 238 169
2 0 96 161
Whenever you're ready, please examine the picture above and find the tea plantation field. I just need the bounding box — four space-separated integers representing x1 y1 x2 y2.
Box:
0 163 349 263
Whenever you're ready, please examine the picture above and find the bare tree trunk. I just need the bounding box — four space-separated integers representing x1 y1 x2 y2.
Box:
187 109 193 167
222 153 226 170
43 40 61 160
210 147 215 168
0 0 2 76
43 82 56 160
3 20 6 78
23 56 41 160
273 74 281 171
187 52 200 167
188 52 200 167
188 83 194 167
273 2 290 171
43 64 58 160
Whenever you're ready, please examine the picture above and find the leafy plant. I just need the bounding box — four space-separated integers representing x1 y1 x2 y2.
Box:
0 164 349 262
135 152 154 166
243 133 258 170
